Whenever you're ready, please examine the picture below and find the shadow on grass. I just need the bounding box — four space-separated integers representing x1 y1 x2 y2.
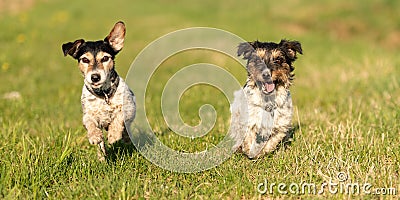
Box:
104 124 301 162
281 124 299 149
105 141 138 162
105 128 156 163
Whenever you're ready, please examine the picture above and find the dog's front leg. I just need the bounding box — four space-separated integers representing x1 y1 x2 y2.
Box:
83 115 107 160
107 114 124 144
261 128 288 154
97 141 107 161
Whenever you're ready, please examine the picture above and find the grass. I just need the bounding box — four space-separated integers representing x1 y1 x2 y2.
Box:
0 0 399 199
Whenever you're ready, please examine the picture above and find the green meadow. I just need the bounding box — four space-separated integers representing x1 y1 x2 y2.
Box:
0 0 399 199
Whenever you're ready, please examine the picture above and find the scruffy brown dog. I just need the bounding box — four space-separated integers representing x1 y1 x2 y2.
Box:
230 39 302 158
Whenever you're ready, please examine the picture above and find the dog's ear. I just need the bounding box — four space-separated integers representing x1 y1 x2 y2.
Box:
280 40 302 60
62 39 85 59
237 42 255 59
105 21 126 53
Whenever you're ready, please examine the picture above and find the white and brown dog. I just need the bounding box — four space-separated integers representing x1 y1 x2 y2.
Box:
62 21 136 160
230 39 302 158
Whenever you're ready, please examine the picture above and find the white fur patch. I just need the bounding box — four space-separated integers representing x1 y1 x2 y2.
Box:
229 79 293 158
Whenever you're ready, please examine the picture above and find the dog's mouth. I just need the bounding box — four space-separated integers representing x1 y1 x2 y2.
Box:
90 82 104 89
261 81 275 94
85 76 105 89
84 79 105 90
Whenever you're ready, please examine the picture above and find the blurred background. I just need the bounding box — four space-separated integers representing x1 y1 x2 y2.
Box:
1 0 399 123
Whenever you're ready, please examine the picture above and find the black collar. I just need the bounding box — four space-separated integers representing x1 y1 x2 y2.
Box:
85 70 119 104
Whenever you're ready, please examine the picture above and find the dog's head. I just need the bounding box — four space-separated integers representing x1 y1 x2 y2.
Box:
238 39 302 93
62 21 125 89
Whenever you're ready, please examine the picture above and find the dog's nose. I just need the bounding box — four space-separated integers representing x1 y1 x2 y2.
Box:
262 73 271 80
91 74 101 83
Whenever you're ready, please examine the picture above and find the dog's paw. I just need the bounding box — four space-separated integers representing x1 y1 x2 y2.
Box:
107 133 122 144
88 133 103 145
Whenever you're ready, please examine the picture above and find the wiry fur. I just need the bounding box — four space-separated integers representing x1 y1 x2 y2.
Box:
62 21 136 161
230 39 302 158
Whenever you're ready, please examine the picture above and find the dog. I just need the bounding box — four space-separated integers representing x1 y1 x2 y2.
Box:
62 21 136 160
230 39 302 158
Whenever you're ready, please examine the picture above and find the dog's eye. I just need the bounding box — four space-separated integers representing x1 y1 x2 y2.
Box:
274 58 283 65
101 56 110 62
81 57 90 64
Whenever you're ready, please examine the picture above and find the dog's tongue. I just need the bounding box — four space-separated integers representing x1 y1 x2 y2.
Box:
264 82 275 93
